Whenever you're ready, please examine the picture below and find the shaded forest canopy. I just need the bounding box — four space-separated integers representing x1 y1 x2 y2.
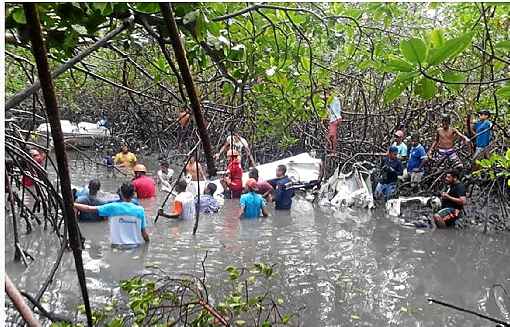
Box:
5 2 510 157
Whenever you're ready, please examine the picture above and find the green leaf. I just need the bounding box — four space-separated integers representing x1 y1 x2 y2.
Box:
430 29 444 48
496 85 510 98
400 38 427 64
442 71 465 91
427 32 474 66
384 55 414 72
495 40 510 50
383 72 415 104
12 7 26 24
135 3 160 14
415 76 436 99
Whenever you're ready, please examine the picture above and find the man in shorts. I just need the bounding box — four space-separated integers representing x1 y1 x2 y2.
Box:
433 169 466 228
427 114 470 169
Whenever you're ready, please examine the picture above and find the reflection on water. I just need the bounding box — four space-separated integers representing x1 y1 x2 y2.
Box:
5 156 510 326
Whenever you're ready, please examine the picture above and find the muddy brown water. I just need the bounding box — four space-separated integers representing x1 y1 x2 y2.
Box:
5 154 510 326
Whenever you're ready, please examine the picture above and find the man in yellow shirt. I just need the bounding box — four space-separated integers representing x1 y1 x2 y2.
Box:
114 144 137 168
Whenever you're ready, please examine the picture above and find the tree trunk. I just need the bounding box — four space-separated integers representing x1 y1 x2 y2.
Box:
159 3 217 177
23 4 93 327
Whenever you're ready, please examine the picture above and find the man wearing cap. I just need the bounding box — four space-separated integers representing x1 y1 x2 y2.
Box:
471 109 493 160
406 134 428 188
132 164 156 199
114 144 137 169
392 130 408 161
375 146 404 201
239 178 269 219
221 150 243 199
427 114 470 169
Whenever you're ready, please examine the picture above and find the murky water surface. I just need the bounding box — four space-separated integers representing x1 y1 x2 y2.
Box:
5 155 510 326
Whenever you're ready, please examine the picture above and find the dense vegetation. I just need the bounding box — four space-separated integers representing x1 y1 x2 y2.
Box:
4 3 510 326
5 3 509 156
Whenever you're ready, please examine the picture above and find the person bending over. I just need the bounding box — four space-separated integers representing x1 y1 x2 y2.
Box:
433 169 466 228
197 183 220 214
374 146 403 201
248 167 274 202
75 179 105 221
74 182 149 247
239 178 269 219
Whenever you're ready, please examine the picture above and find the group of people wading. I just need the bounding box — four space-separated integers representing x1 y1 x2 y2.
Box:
17 93 494 248
71 134 295 247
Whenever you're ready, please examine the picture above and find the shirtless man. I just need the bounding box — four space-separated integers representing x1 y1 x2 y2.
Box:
185 156 206 181
214 133 256 168
427 114 470 169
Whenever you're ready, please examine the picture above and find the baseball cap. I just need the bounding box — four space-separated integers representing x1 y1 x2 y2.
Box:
389 146 399 153
394 130 404 138
246 178 258 191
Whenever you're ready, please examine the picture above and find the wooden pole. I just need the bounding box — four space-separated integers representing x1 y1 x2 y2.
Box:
159 3 217 177
5 275 42 327
23 4 93 327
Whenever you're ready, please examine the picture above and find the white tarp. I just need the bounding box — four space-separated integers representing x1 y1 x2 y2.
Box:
37 120 110 137
386 196 440 216
318 166 374 209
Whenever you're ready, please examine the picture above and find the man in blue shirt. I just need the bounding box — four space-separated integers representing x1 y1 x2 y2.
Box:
239 178 268 219
375 146 403 201
197 183 220 214
75 179 105 221
471 109 493 160
269 165 295 210
74 182 149 246
406 134 427 188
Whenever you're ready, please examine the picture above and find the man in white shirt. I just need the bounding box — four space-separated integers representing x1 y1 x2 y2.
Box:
157 160 174 192
214 132 256 168
74 182 149 246
163 180 196 220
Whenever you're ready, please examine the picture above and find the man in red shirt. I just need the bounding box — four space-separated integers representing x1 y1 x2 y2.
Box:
22 148 46 188
248 167 273 202
132 164 156 199
221 150 243 199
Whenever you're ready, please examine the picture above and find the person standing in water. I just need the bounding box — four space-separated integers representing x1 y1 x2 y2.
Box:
75 179 105 221
221 150 243 199
185 156 206 181
268 165 295 210
239 178 269 219
131 164 156 199
114 144 137 169
157 160 174 192
74 182 150 247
